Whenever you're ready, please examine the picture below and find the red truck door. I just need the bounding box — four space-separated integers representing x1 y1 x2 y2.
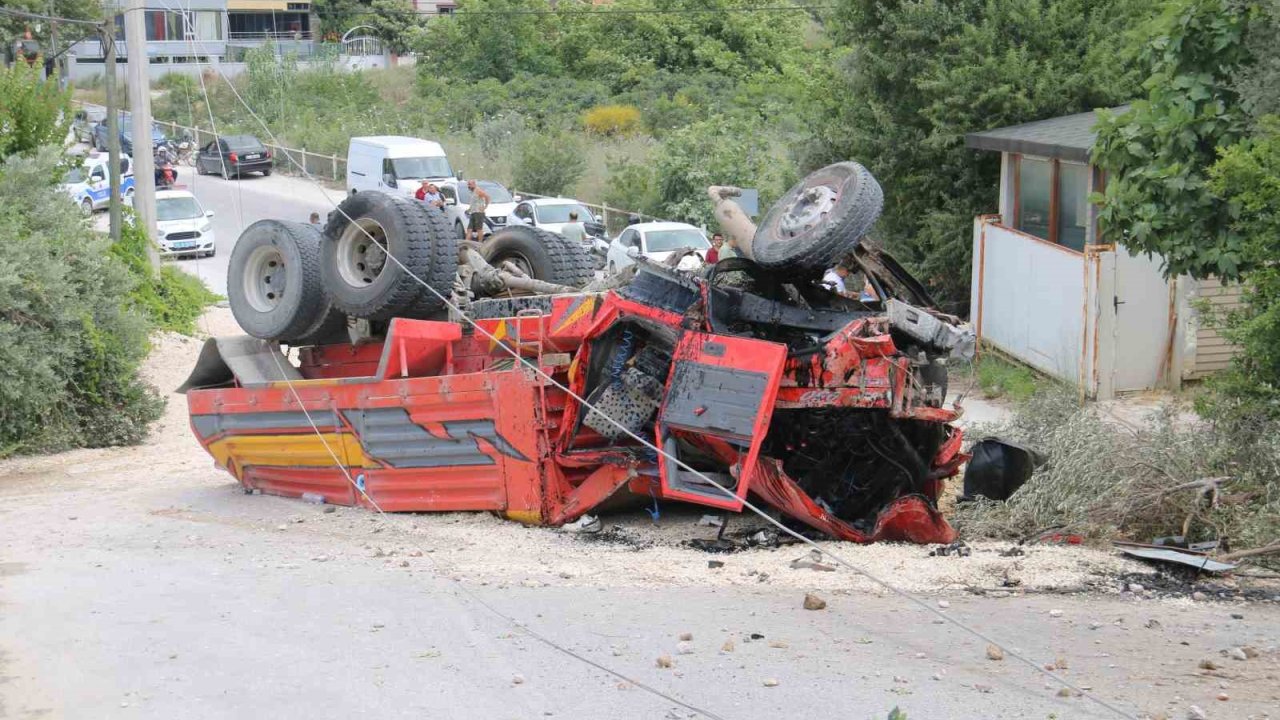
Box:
655 332 788 510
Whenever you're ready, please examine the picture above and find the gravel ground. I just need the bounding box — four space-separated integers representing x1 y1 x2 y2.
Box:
3 308 1280 720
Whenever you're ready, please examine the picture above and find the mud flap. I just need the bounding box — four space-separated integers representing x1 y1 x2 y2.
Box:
655 333 787 510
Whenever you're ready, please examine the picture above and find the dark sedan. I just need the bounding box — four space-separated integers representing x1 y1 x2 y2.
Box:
194 135 273 179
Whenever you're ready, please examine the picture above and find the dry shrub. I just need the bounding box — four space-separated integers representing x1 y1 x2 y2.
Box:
955 390 1280 560
582 104 642 137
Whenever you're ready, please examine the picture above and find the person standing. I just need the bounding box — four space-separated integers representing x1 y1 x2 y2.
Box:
706 233 725 263
415 179 431 202
464 179 490 242
309 212 322 225
421 183 444 210
560 211 588 245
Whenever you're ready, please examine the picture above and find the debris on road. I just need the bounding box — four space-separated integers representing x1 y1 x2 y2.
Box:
960 437 1046 501
1115 542 1238 573
763 678 779 687
803 592 827 610
986 644 1004 661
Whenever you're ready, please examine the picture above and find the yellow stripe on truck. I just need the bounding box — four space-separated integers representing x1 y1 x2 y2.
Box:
207 433 370 470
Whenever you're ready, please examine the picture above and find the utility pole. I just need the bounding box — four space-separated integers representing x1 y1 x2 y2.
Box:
47 2 58 85
101 21 123 245
124 0 160 270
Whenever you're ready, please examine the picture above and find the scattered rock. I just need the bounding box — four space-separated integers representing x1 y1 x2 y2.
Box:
409 549 423 557
1216 693 1229 701
1187 705 1208 719
1199 659 1220 671
311 555 331 562
1192 591 1207 601
937 600 951 609
1227 647 1248 661
1056 687 1072 698
1145 618 1162 629
986 644 1005 661
721 639 735 653
1048 609 1064 618
676 641 693 655
275 524 288 531
1230 613 1244 620
679 632 693 641
707 560 724 569
512 673 525 685
1128 582 1145 593
323 505 336 514
973 683 993 694
768 640 789 649
931 672 944 681
763 678 779 688
803 593 827 611
1054 656 1069 670
1241 646 1260 659
655 655 673 669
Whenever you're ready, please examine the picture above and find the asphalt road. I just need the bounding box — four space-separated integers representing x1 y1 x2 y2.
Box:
173 169 341 298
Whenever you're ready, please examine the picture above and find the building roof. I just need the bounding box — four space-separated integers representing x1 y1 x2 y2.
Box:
965 106 1128 163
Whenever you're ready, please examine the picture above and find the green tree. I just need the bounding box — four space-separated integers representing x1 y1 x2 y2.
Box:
313 0 422 51
512 130 586 196
1206 117 1280 403
1092 0 1254 281
0 60 72 160
0 148 163 455
417 0 560 82
811 0 1143 312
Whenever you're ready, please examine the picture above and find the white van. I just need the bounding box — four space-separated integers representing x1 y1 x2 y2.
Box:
346 136 454 197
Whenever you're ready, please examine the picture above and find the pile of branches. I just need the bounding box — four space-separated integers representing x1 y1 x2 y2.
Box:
954 391 1280 564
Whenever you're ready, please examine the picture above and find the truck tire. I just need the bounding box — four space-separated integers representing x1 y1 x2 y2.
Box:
228 220 335 343
482 226 594 288
322 191 456 320
751 161 883 270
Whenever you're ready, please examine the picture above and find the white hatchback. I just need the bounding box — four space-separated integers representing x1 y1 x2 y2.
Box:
606 222 710 274
155 190 216 258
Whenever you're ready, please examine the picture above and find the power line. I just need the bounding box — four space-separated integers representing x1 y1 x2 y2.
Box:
163 21 1135 720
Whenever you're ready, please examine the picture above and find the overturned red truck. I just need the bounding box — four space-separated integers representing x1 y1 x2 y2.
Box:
181 162 975 543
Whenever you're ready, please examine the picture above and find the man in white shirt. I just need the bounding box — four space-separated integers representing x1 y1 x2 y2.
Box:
822 263 851 296
560 211 588 244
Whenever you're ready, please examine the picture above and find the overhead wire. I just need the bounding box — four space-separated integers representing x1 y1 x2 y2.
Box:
166 17 728 720
175 29 1136 720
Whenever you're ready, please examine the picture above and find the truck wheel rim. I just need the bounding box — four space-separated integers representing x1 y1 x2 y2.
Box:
778 184 839 238
244 245 287 312
336 218 389 287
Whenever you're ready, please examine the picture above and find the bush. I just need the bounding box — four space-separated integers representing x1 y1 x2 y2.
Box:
512 131 586 196
475 112 528 161
112 215 221 334
0 148 164 456
582 104 642 136
0 61 72 160
955 390 1280 561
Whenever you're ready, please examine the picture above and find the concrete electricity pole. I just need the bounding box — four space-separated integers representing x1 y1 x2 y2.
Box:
124 0 160 269
100 21 123 245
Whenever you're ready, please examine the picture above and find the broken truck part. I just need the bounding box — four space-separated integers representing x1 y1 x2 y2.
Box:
185 161 975 543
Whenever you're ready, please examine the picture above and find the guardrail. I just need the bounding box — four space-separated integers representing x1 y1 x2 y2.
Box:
150 118 346 183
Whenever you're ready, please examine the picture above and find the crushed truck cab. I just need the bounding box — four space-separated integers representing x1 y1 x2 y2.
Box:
185 259 970 544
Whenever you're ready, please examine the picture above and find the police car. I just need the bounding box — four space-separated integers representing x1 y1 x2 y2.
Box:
62 152 135 214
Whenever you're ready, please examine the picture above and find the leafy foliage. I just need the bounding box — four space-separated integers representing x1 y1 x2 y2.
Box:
0 61 72 160
313 0 423 50
512 130 587 196
1092 0 1253 280
813 0 1144 312
113 214 221 335
0 149 163 456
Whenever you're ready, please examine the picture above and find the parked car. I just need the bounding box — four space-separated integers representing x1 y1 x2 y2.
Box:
435 179 520 238
346 136 453 196
606 221 710 274
195 134 273 178
509 197 608 248
71 107 104 144
92 113 167 156
61 152 134 215
154 190 217 258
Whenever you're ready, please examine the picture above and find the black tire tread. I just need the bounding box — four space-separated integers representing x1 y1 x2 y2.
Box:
483 226 595 288
403 203 459 316
228 220 331 343
322 193 442 321
753 161 883 271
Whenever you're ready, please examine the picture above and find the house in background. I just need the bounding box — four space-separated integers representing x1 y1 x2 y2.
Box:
965 110 1242 399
